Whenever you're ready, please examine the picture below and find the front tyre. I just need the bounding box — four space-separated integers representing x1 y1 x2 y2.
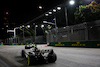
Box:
21 50 25 57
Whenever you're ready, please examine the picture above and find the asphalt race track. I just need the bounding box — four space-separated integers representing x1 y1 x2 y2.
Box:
0 45 100 67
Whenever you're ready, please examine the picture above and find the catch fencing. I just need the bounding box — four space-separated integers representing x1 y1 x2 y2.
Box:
47 20 100 42
4 20 100 44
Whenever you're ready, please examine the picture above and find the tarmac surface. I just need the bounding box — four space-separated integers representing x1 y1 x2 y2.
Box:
0 45 100 67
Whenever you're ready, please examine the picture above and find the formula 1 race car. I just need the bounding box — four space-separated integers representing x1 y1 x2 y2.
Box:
21 45 57 66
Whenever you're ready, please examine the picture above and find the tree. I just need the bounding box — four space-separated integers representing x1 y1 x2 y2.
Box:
74 1 100 23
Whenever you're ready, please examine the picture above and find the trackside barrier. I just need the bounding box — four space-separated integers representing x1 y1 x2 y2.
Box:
49 41 100 48
6 42 47 45
9 43 35 45
0 43 4 45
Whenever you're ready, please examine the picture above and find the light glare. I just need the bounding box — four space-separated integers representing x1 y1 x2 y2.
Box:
69 0 75 5
39 6 42 9
45 14 49 16
49 12 52 14
53 9 56 12
27 25 30 28
57 7 61 10
41 25 44 28
35 25 38 27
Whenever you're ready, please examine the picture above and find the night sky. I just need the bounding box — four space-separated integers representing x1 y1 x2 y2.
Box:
0 0 64 39
0 0 99 27
0 0 64 26
0 0 100 39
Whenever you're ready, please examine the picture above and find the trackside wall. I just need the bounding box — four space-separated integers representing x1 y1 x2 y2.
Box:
49 41 100 47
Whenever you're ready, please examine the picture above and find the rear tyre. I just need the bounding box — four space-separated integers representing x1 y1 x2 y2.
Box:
48 50 57 63
27 54 36 66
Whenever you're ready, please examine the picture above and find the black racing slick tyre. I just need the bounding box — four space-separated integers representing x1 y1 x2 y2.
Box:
27 54 36 66
21 50 25 57
48 52 57 63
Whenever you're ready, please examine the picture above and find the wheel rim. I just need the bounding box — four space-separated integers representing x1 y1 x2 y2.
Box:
27 56 30 65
